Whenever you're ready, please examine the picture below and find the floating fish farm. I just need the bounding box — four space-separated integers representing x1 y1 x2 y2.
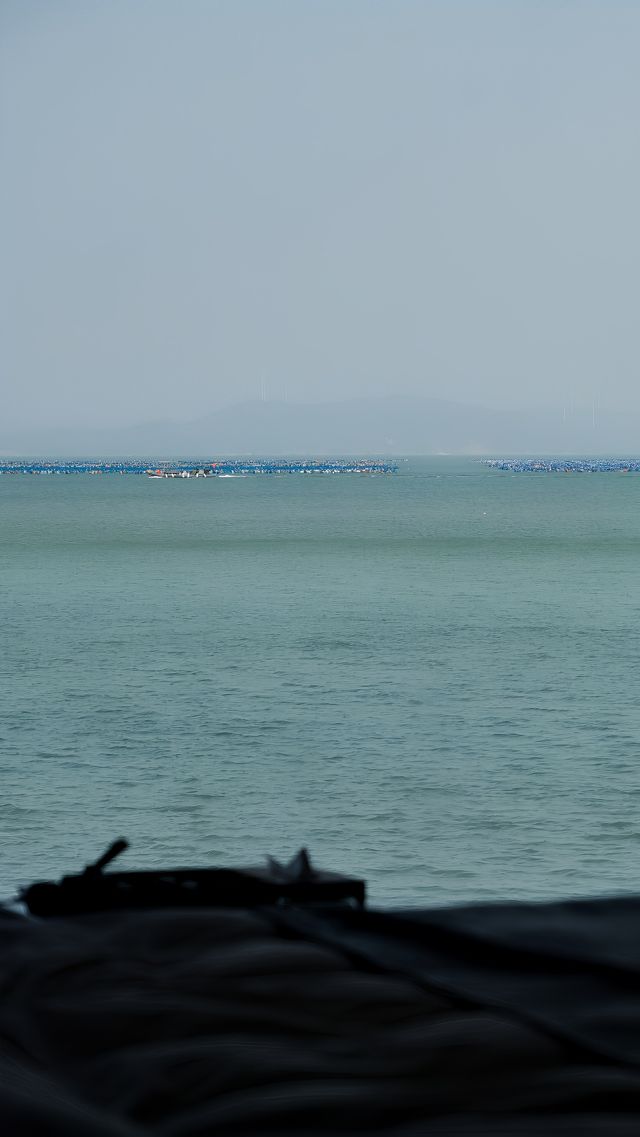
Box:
0 458 397 476
483 458 640 473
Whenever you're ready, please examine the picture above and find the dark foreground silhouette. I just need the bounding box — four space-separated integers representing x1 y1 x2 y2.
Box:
3 847 640 1135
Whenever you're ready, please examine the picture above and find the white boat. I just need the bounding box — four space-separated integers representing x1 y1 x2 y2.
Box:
146 467 247 479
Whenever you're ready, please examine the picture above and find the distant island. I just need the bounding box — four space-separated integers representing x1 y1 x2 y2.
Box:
3 395 640 458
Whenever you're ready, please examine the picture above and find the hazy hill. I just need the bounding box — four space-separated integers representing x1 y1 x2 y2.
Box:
1 396 637 457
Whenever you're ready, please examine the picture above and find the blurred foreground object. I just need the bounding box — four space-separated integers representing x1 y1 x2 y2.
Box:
21 841 366 915
4 846 640 1134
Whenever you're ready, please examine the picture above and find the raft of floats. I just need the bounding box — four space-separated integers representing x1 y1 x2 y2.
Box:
0 459 397 477
483 458 640 474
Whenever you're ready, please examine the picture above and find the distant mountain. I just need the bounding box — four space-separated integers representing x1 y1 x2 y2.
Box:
1 396 638 457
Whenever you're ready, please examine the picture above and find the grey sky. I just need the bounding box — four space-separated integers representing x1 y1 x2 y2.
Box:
2 1 639 430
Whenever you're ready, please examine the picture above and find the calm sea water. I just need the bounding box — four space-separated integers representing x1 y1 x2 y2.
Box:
2 456 640 906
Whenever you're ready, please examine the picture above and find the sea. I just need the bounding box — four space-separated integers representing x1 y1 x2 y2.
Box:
2 455 640 908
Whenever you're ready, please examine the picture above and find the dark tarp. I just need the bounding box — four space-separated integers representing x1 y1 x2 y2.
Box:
2 895 640 1134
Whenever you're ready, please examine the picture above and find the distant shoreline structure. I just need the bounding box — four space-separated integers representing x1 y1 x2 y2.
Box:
484 458 640 473
0 458 398 477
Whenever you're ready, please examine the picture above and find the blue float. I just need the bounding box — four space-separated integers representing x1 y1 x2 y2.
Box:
0 458 398 477
482 458 640 474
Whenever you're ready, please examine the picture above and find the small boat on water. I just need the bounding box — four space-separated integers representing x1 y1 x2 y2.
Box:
145 468 213 479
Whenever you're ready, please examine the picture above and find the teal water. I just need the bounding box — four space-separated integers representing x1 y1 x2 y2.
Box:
2 457 640 906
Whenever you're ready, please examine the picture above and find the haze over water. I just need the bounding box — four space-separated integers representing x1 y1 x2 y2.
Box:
3 456 640 906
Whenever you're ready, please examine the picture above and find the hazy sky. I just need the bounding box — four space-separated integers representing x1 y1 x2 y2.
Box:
2 1 639 429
